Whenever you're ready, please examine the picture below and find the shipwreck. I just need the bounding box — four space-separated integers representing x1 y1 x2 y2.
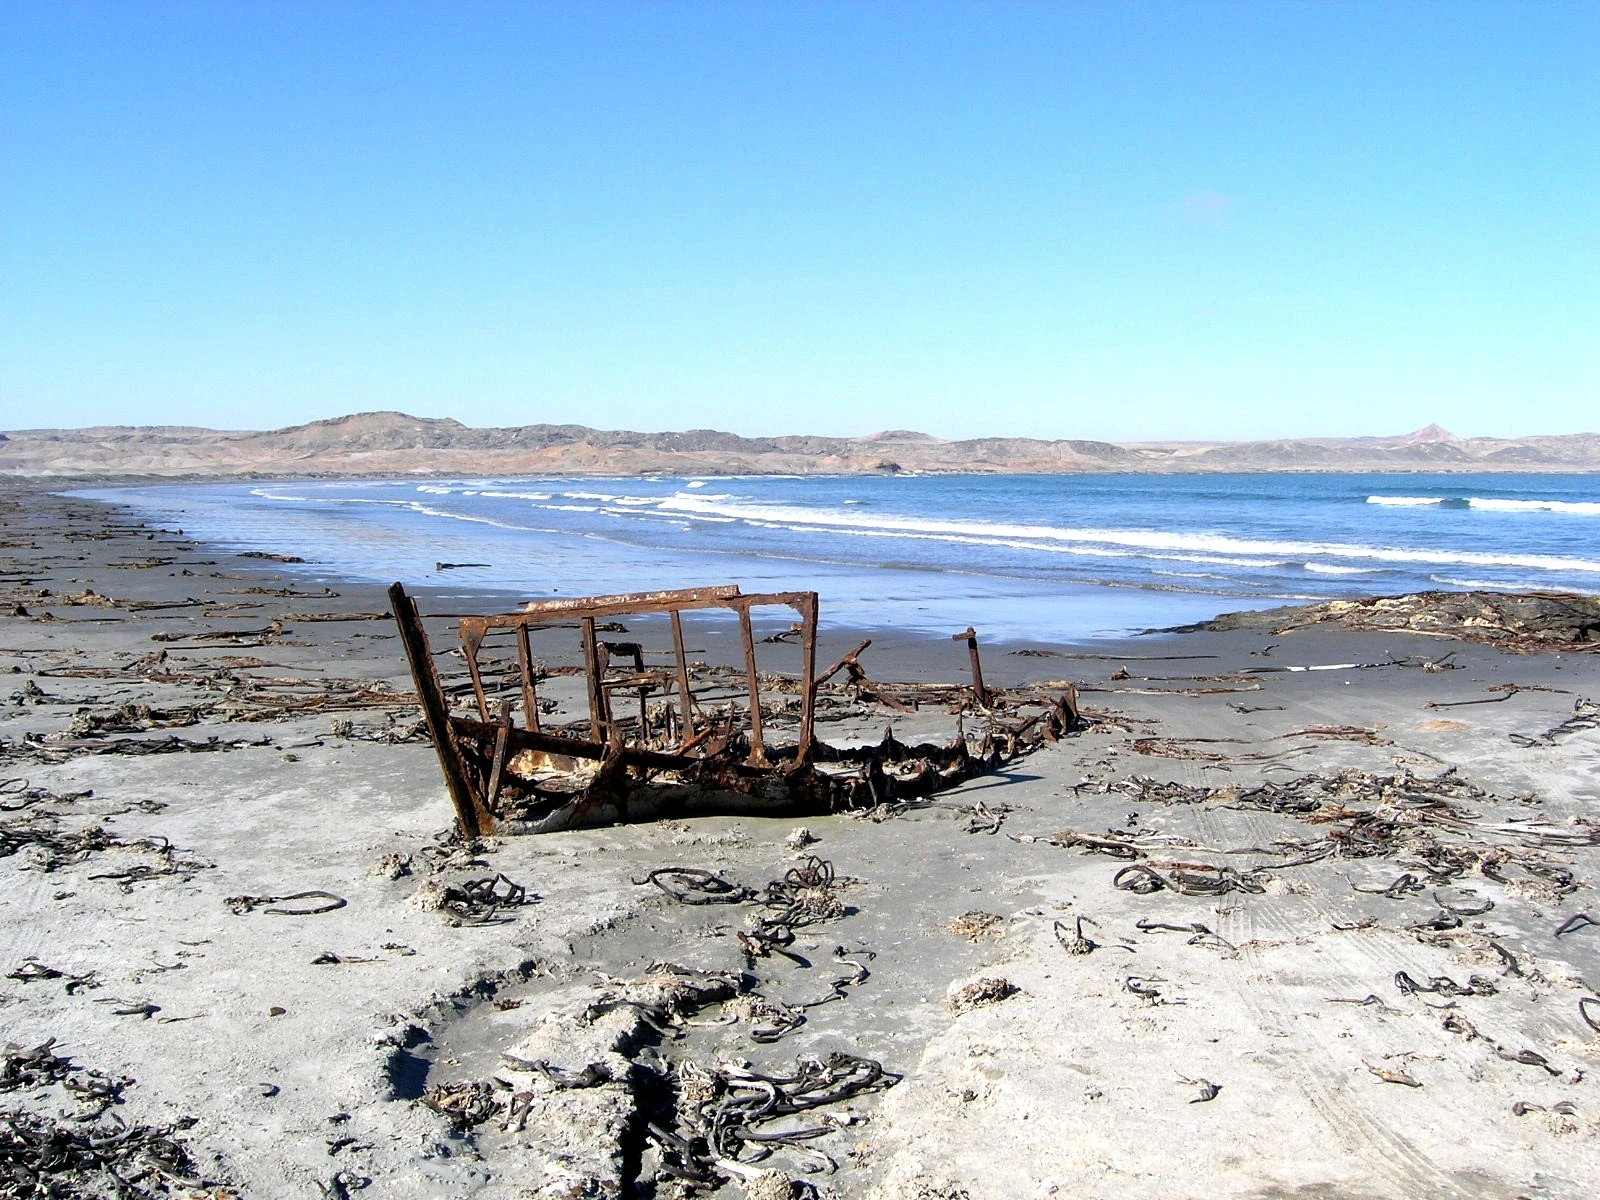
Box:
390 582 1082 836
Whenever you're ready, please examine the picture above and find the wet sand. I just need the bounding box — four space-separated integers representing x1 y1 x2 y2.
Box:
2 481 1598 1199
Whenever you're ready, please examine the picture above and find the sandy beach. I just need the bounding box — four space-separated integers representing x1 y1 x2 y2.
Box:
3 479 1599 1200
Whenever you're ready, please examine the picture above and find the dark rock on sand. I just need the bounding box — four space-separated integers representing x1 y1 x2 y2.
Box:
1168 590 1600 648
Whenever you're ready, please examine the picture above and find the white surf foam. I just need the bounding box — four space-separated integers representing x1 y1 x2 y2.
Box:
657 494 1600 575
1468 498 1600 515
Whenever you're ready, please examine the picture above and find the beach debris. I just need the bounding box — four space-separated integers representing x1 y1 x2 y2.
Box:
0 1038 74 1092
1113 862 1268 897
941 911 1004 942
0 810 208 884
640 866 754 905
1017 827 1143 859
949 976 1017 1014
1580 996 1600 1033
388 581 1083 837
647 1051 897 1186
1176 591 1600 651
1178 1076 1221 1103
1054 915 1098 955
1394 970 1497 998
1136 918 1236 954
1512 1100 1578 1117
1554 912 1598 938
421 1079 499 1128
0 1109 205 1197
407 874 529 924
4 958 99 992
315 1169 372 1199
9 730 274 763
226 889 348 916
1366 1063 1424 1088
368 852 413 879
784 825 817 850
1123 975 1169 1004
1509 697 1600 746
637 857 849 964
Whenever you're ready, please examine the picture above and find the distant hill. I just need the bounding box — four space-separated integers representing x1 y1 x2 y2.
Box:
3 411 1599 478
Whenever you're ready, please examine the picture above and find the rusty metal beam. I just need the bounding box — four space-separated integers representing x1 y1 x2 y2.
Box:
460 586 815 636
484 699 513 813
388 582 494 838
522 583 740 616
516 624 540 732
461 622 492 722
670 609 696 749
795 591 818 763
953 626 989 706
736 600 767 767
816 638 872 687
580 615 606 741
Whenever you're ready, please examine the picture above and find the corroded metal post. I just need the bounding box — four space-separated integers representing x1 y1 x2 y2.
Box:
736 601 768 766
953 626 989 707
389 582 494 838
795 592 818 763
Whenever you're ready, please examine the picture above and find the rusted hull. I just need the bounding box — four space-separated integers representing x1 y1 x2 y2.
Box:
390 582 1082 835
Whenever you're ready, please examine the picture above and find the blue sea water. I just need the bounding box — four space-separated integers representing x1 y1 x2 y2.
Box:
76 473 1600 642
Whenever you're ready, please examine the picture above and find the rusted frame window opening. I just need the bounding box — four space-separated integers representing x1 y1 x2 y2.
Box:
456 585 818 768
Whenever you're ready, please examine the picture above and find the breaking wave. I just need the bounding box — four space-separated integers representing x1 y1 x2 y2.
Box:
1468 498 1600 515
1368 494 1600 515
656 493 1600 575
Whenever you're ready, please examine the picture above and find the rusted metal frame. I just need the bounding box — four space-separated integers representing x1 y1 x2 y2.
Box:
388 583 494 838
953 626 990 706
516 625 540 732
734 598 768 767
670 610 697 751
461 587 819 761
579 616 608 741
595 640 652 743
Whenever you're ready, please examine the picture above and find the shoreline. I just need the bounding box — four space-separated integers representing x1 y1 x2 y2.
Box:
3 481 1599 1198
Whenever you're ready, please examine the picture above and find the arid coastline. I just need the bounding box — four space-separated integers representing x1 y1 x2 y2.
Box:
2 480 1599 1198
5 413 1600 478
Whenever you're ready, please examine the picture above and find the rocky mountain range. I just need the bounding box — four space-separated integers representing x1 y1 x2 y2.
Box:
3 412 1598 478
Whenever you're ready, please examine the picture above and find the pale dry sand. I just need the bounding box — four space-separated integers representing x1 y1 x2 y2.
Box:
2 483 1598 1200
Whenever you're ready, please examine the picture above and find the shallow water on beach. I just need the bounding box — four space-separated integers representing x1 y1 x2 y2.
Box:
77 471 1600 641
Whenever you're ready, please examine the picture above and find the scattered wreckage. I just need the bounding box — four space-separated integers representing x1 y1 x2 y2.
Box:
1177 590 1600 651
389 582 1082 836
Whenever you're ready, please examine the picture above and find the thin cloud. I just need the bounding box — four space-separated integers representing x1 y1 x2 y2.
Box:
1171 190 1235 227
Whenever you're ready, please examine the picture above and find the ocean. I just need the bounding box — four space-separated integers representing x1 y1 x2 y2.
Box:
76 472 1600 642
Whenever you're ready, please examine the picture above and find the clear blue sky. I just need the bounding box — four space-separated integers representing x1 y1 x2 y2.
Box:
2 1 1595 441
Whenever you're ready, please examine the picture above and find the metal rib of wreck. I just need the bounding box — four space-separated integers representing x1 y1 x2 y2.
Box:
389 582 1083 837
